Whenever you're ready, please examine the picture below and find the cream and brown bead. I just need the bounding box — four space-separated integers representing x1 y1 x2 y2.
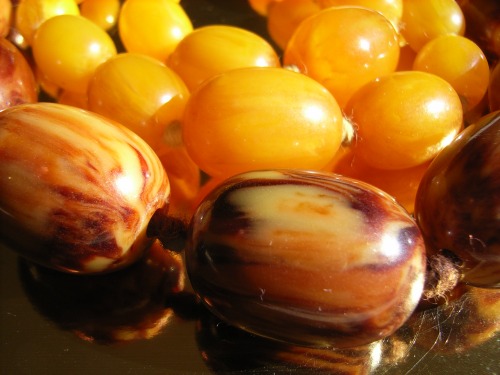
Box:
0 103 170 274
186 169 426 348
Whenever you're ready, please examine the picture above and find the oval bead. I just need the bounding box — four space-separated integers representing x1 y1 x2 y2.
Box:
415 111 500 288
182 67 344 177
0 37 38 110
0 103 170 274
186 170 426 348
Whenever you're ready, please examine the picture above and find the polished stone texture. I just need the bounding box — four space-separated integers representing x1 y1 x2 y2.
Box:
0 103 170 274
187 170 426 348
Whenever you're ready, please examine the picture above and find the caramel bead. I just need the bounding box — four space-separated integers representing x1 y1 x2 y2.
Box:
415 111 500 288
186 170 426 348
0 103 170 274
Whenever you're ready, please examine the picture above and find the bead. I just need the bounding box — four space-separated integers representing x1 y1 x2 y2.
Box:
0 38 38 110
415 110 500 288
0 103 170 274
186 170 426 348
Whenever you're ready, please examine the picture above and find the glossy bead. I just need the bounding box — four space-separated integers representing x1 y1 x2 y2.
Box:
80 0 120 31
316 0 403 35
118 0 193 62
413 35 490 112
14 0 80 46
186 170 426 348
415 111 500 288
401 0 465 52
458 0 500 64
87 52 189 153
32 14 117 94
0 38 38 110
0 103 170 274
332 148 430 214
346 71 464 170
168 25 281 92
283 6 400 108
266 0 321 50
0 0 12 37
248 0 278 16
182 67 344 177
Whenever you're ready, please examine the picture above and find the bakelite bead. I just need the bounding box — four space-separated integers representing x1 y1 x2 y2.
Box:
186 170 426 348
415 111 500 288
0 103 170 274
0 38 38 110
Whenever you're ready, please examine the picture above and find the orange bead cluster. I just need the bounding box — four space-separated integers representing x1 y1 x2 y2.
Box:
1 0 499 221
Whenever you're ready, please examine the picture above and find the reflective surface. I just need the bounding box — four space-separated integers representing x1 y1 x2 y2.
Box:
1 241 499 374
1 0 499 374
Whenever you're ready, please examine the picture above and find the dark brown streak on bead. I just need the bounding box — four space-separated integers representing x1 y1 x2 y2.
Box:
0 45 24 107
45 184 139 269
130 144 152 203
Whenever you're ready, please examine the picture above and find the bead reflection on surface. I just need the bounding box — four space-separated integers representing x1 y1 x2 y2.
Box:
18 240 185 345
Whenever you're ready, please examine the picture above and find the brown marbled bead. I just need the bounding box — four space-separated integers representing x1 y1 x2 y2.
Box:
415 110 500 288
0 38 38 110
186 170 426 348
0 103 170 274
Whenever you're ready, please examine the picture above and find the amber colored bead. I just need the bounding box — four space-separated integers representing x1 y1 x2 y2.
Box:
187 170 426 348
118 0 193 62
401 0 465 52
332 149 430 214
168 25 280 92
32 14 117 94
346 71 463 170
182 67 344 177
87 53 189 153
15 0 80 46
316 0 403 34
413 35 490 112
156 145 201 221
80 0 120 31
266 0 321 50
0 0 12 37
283 6 400 108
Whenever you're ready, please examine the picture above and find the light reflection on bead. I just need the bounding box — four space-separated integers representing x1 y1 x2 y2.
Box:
186 170 426 348
0 103 170 274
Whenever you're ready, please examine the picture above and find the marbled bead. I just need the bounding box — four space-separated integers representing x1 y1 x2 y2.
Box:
415 111 500 288
0 103 170 274
186 170 426 348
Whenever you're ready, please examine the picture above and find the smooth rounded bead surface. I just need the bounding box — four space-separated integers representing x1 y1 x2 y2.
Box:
182 67 344 177
0 103 170 274
168 25 280 92
0 38 38 110
415 111 500 288
32 14 117 94
186 170 426 348
283 6 400 108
